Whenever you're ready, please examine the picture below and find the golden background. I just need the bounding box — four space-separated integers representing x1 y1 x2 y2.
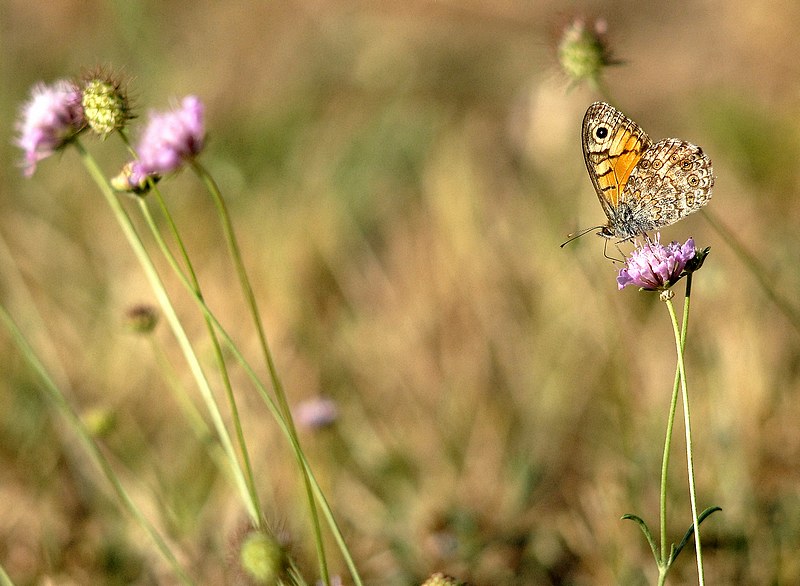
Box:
1 1 799 583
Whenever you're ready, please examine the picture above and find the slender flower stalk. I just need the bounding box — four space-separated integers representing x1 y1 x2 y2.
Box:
190 160 332 585
140 184 265 525
617 235 717 584
15 79 361 586
118 120 265 528
659 284 689 569
128 210 363 584
664 280 704 585
73 139 259 523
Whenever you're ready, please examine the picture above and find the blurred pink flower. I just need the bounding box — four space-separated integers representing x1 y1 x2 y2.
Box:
295 397 339 430
16 80 85 177
131 95 205 183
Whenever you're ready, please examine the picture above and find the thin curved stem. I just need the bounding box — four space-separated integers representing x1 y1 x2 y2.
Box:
139 192 263 525
659 277 692 570
659 357 681 572
74 139 257 521
128 201 362 585
193 160 331 585
117 130 263 523
665 281 704 585
0 305 194 586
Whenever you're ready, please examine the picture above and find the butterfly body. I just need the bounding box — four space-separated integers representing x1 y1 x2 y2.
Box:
581 102 714 240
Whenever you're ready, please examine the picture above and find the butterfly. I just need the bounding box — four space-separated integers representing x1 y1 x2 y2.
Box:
577 101 714 241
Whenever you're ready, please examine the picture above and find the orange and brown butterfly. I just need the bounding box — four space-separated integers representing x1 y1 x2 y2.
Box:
574 101 714 241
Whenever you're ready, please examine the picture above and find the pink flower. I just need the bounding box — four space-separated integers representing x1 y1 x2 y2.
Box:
617 236 697 291
131 96 205 183
15 80 85 177
295 397 339 430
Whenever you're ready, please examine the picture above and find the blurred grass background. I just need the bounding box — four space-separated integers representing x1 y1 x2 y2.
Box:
2 1 800 584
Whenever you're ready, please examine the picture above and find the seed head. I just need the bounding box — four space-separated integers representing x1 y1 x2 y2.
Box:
81 75 132 138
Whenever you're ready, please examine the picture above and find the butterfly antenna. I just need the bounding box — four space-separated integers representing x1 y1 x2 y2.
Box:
560 225 604 248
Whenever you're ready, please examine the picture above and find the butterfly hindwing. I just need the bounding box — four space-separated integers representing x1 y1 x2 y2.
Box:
621 138 714 230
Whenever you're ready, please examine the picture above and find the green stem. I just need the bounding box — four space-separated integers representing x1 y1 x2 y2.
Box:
191 160 329 585
116 130 262 522
73 139 257 521
659 357 681 579
0 305 194 585
665 280 704 585
139 191 263 526
659 278 691 573
125 202 362 585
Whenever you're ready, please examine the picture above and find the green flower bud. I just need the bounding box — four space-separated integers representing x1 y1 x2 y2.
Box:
557 18 616 85
239 531 285 584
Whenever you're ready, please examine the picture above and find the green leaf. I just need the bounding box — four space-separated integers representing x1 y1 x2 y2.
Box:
670 506 723 564
622 513 660 563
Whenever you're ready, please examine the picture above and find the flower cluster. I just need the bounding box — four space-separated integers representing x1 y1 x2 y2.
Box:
15 80 85 177
15 75 205 189
617 236 697 291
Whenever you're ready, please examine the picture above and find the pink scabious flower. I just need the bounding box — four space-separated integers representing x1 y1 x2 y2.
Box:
130 95 205 183
617 236 696 291
295 397 339 430
15 80 85 177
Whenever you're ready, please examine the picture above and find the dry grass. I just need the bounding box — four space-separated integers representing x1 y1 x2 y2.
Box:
2 1 800 584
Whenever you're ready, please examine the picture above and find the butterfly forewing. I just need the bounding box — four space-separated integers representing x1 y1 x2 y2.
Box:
582 102 651 216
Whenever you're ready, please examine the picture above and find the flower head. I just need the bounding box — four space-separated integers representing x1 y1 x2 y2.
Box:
557 17 617 86
81 72 132 138
130 95 205 182
617 236 697 291
295 397 339 430
15 80 85 176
